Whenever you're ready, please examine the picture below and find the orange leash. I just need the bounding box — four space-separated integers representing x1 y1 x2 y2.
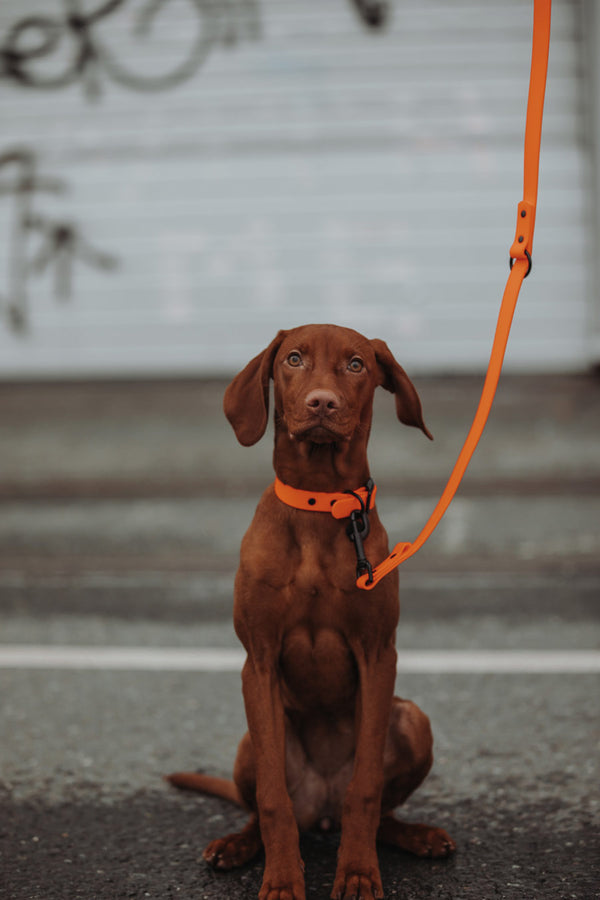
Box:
357 0 552 591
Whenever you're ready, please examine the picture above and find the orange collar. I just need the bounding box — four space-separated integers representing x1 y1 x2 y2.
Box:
274 477 376 520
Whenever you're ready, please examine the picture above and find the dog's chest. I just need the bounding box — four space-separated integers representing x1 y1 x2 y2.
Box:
287 523 360 597
279 624 358 712
291 544 337 598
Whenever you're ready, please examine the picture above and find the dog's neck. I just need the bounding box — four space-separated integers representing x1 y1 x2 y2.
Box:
272 423 371 493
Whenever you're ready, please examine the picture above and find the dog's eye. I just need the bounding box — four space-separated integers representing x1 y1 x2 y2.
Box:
348 357 364 373
287 351 302 367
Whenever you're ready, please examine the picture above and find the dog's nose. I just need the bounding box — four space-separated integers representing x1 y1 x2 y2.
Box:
305 389 340 417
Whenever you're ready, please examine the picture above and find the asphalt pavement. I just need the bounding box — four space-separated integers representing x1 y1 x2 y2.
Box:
0 374 599 900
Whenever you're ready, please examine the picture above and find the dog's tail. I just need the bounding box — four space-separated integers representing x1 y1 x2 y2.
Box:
164 771 243 807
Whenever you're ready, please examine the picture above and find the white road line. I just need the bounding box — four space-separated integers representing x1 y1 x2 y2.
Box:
0 645 245 671
0 646 598 673
395 650 600 673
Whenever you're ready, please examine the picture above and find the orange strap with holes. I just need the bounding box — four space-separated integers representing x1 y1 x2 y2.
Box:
274 477 377 519
357 0 552 591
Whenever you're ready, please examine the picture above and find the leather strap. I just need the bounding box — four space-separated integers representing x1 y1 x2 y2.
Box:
274 477 377 520
357 0 552 590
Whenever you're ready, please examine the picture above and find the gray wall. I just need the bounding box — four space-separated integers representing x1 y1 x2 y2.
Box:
0 0 595 377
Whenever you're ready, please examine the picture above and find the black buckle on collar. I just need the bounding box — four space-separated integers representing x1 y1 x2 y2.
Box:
345 478 374 585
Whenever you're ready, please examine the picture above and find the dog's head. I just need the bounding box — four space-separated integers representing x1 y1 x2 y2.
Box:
224 324 432 447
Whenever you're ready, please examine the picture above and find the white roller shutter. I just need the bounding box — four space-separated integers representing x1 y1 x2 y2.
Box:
0 0 594 377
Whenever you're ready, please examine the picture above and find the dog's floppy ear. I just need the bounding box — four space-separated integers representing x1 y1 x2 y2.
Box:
371 338 433 440
224 331 287 446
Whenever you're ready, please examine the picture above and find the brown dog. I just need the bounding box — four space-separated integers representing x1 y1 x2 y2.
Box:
167 324 455 900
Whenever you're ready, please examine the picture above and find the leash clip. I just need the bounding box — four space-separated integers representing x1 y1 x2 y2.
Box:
345 479 375 585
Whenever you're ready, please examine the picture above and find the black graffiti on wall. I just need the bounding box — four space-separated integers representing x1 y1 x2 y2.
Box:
350 0 389 29
0 148 118 332
0 0 387 101
0 0 262 100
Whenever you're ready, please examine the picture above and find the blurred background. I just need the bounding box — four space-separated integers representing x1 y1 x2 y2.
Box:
0 0 598 376
1 5 599 899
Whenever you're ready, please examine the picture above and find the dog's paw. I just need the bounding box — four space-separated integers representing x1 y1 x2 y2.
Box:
399 824 456 858
203 831 260 870
258 873 306 900
331 865 384 900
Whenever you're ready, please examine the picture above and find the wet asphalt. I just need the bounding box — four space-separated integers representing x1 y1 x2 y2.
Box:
0 374 599 900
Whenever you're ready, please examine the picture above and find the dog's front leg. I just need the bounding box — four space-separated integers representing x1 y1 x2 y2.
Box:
332 644 397 900
242 656 305 900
